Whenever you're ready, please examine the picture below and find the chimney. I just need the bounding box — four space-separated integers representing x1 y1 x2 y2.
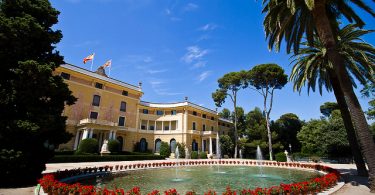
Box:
138 82 142 89
184 96 188 102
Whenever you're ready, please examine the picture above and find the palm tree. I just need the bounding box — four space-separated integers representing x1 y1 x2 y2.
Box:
290 24 375 177
262 1 375 190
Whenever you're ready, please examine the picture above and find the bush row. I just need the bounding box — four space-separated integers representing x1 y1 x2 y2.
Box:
48 155 165 163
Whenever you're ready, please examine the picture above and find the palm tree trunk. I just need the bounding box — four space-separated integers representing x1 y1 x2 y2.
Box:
329 70 368 176
313 4 375 191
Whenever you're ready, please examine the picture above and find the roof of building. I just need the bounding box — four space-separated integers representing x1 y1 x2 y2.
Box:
60 64 142 92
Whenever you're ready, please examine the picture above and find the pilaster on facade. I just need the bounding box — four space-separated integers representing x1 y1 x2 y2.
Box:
209 137 213 155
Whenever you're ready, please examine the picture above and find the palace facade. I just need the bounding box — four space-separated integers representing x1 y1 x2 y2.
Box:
55 64 232 156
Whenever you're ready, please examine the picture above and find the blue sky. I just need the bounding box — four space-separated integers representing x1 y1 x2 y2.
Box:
50 0 375 122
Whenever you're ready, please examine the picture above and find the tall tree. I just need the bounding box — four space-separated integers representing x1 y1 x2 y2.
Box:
262 1 375 187
219 108 232 120
320 102 339 117
0 0 76 186
212 71 247 158
289 24 373 176
246 64 288 160
273 113 302 153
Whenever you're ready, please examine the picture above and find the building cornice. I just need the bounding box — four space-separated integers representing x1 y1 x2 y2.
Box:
60 64 142 93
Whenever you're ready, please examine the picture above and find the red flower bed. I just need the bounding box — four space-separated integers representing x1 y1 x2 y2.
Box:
39 162 340 195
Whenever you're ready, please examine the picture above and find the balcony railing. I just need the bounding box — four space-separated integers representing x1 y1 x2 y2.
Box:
79 118 118 126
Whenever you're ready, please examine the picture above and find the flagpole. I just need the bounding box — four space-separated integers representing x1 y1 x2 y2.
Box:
90 53 95 71
109 65 111 77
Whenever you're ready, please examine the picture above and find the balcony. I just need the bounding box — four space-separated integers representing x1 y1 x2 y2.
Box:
79 118 118 127
202 131 217 135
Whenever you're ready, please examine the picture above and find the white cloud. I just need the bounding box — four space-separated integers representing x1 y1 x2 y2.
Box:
192 61 207 69
197 71 212 82
182 46 208 64
198 23 218 31
147 69 168 74
184 3 199 11
149 80 182 96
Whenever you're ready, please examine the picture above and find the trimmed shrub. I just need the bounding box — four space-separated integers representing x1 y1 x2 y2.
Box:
176 142 186 158
160 142 171 157
77 138 99 154
191 151 198 159
48 155 165 163
275 152 287 162
108 140 120 153
199 152 207 159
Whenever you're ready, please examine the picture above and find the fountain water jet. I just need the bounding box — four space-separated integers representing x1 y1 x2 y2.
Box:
172 146 184 182
256 145 265 178
215 133 226 174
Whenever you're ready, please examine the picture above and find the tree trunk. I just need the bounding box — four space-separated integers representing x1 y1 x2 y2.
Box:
328 70 368 176
264 94 273 161
313 4 375 191
233 93 238 159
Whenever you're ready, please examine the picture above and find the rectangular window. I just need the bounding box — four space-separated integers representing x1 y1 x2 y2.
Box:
211 126 214 131
202 114 206 118
95 82 103 89
141 125 146 130
171 110 177 115
193 111 197 116
156 110 164 115
122 90 128 96
211 116 215 120
143 109 149 114
118 116 125 126
149 125 155 130
120 101 126 112
192 122 196 130
60 72 70 80
92 95 100 106
90 112 98 119
164 125 169 130
203 124 206 131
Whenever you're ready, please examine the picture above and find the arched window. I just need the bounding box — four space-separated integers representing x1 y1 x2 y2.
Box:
116 136 124 151
155 139 161 153
170 139 177 153
140 138 147 152
192 139 198 151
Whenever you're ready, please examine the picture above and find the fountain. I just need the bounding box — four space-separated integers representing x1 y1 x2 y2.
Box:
256 145 265 178
172 146 184 182
215 133 226 174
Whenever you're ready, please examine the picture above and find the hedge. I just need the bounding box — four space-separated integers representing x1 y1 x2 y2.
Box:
48 155 165 163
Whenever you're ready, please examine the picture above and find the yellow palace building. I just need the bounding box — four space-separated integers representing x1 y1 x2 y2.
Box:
55 64 232 156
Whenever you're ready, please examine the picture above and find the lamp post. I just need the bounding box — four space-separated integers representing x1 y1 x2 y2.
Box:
289 144 292 153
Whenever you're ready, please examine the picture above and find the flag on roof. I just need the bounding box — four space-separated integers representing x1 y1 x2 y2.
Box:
83 53 95 64
102 59 112 68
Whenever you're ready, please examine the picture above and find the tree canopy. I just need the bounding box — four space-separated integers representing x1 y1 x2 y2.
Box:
0 0 76 186
320 102 339 117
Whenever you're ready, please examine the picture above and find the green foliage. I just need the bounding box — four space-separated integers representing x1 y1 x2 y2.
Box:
273 113 302 152
0 0 76 187
199 152 208 159
108 140 121 153
290 25 375 95
77 139 99 154
191 151 198 159
320 102 339 117
247 64 288 91
48 154 165 163
159 141 170 157
366 99 375 120
275 152 287 162
297 110 351 158
219 108 231 120
176 142 186 158
220 135 234 157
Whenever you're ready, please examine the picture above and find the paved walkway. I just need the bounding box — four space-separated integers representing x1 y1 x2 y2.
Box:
0 160 373 194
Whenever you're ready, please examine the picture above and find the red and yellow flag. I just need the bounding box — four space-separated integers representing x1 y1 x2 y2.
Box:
83 53 95 64
102 59 112 68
